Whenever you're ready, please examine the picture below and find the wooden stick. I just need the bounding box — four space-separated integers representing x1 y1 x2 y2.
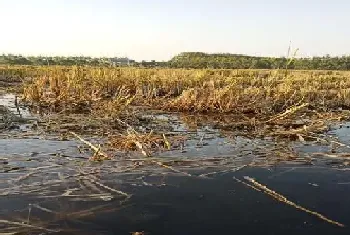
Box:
234 176 345 227
266 103 309 123
70 131 111 160
0 219 58 232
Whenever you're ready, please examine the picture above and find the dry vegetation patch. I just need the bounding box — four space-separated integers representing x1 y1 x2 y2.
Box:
2 65 350 142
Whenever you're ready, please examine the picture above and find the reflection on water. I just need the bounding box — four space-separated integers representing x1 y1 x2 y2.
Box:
0 93 39 132
0 93 32 118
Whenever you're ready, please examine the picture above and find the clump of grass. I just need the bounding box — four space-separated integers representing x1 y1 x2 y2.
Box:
108 130 185 153
4 65 350 118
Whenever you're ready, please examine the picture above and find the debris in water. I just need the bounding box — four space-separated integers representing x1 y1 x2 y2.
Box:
233 176 345 228
308 183 319 187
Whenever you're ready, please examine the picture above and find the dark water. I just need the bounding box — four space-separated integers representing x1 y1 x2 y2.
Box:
77 167 350 235
2 95 350 234
1 166 350 235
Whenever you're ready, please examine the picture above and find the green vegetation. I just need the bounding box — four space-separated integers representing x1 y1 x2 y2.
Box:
0 54 162 67
169 52 350 70
3 52 350 70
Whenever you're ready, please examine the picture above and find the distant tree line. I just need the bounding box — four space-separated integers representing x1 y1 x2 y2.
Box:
3 52 350 70
0 54 170 68
0 54 116 66
168 52 350 70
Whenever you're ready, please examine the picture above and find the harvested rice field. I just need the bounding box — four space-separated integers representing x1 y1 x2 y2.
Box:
2 66 350 234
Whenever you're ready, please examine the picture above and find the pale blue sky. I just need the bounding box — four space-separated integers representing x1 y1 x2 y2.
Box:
0 0 349 61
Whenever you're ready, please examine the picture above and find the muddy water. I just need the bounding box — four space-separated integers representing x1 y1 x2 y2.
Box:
0 93 38 132
1 94 350 234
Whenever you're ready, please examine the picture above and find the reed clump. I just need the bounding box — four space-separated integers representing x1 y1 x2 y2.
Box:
108 131 185 153
2 65 350 117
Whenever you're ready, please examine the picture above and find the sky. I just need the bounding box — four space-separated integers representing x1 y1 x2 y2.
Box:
0 0 350 61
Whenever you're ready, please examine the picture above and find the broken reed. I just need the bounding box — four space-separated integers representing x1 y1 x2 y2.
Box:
3 65 350 115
